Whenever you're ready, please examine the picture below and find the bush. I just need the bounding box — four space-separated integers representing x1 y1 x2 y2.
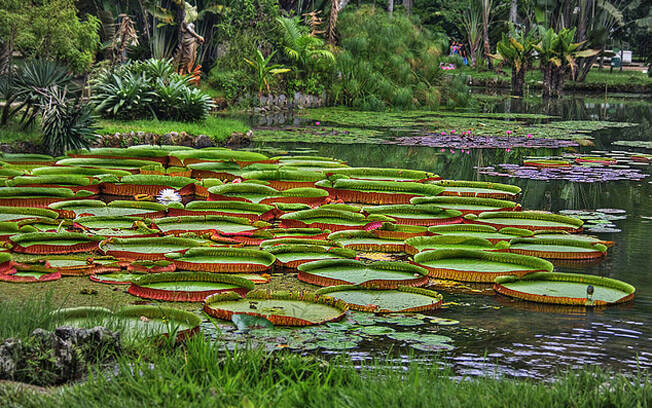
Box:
39 86 98 156
90 59 214 122
333 6 467 110
207 69 251 100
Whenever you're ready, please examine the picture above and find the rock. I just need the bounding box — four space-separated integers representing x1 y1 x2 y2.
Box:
160 133 173 145
226 129 253 146
194 134 213 148
0 326 121 385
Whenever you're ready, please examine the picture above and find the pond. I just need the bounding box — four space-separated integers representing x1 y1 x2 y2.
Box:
240 94 652 379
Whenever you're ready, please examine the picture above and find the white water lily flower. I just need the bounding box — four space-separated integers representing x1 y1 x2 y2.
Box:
157 188 182 205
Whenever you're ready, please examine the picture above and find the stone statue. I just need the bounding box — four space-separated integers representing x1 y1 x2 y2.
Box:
175 21 204 75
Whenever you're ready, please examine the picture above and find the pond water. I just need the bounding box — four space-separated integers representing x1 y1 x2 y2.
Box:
243 95 652 379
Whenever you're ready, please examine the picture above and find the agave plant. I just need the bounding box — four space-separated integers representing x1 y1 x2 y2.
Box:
38 86 98 156
91 70 155 119
243 49 291 95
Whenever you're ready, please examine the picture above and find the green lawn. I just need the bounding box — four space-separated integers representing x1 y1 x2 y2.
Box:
97 116 250 143
0 119 41 145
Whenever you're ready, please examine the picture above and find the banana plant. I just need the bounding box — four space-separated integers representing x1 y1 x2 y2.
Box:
491 25 538 96
243 50 291 95
533 27 600 98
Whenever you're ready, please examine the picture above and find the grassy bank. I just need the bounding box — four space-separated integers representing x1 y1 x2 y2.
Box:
453 67 652 94
0 296 650 407
97 116 250 143
1 334 649 407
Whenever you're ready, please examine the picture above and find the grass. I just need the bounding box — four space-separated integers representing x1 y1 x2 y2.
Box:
0 119 42 145
0 332 649 407
97 115 250 143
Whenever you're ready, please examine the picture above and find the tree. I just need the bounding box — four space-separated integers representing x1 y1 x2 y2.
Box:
481 0 494 69
492 25 537 96
534 27 600 98
455 0 483 67
0 0 100 74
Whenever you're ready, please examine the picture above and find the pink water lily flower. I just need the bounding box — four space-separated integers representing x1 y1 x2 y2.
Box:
527 134 533 138
506 130 512 135
451 129 456 134
441 131 447 136
440 148 445 152
315 121 320 125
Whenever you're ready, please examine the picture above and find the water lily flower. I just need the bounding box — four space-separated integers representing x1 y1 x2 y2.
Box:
505 148 511 152
451 129 456 134
440 148 445 152
450 149 455 154
466 150 470 155
527 134 533 138
315 121 320 126
506 130 512 135
441 131 447 136
157 189 182 206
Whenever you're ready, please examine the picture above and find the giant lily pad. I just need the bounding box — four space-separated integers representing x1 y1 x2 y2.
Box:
410 196 520 215
171 201 275 221
429 180 521 200
279 208 392 232
56 157 162 171
326 167 439 182
413 249 553 283
167 148 269 167
151 215 262 235
327 230 405 252
203 290 348 326
0 206 58 222
465 211 583 232
404 235 508 255
267 244 356 268
508 237 608 260
31 165 132 178
428 224 533 243
128 272 254 302
315 179 445 204
494 272 635 306
99 236 207 260
316 285 443 313
102 174 195 196
240 169 325 190
166 247 276 273
297 259 428 288
49 200 167 218
0 187 94 208
9 232 103 254
363 204 463 226
50 305 201 340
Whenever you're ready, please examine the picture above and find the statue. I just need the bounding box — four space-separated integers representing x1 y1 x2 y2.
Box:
111 14 138 64
174 3 204 75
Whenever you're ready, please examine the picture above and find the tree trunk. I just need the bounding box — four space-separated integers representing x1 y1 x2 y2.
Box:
542 65 552 98
509 0 517 25
511 66 525 97
482 0 492 70
387 0 393 15
0 30 14 75
404 0 413 14
328 0 339 45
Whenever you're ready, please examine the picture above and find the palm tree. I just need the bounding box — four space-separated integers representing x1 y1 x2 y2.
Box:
534 27 600 97
492 25 538 96
276 16 335 76
456 0 483 67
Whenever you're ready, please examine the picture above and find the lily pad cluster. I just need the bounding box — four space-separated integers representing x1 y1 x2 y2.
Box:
0 145 636 354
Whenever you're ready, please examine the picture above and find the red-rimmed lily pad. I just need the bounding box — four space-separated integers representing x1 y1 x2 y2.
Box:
0 263 61 283
49 200 167 218
428 224 533 243
279 208 392 232
297 259 428 288
413 249 553 283
99 236 208 260
326 167 439 182
203 290 348 326
404 235 509 255
128 272 254 302
410 196 520 215
494 272 635 306
315 179 445 204
465 211 583 232
166 247 276 273
327 230 405 252
151 215 265 236
508 237 608 260
9 232 103 254
169 201 275 221
362 204 463 226
428 180 521 200
316 285 443 313
267 244 356 268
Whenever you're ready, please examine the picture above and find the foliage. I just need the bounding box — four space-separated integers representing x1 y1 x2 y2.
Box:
276 16 336 75
244 50 291 94
90 59 213 121
332 6 468 110
0 0 100 73
38 87 98 156
492 25 538 96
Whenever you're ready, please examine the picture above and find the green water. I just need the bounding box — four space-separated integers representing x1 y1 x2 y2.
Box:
248 94 652 378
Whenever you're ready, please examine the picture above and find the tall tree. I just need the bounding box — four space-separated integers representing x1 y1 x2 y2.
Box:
481 0 493 69
388 0 394 16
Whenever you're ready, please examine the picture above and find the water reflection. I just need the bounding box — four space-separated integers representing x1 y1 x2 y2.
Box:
247 95 652 378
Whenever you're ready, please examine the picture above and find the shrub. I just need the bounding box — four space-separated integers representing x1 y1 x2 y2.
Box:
90 59 213 122
39 86 98 156
333 6 467 110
